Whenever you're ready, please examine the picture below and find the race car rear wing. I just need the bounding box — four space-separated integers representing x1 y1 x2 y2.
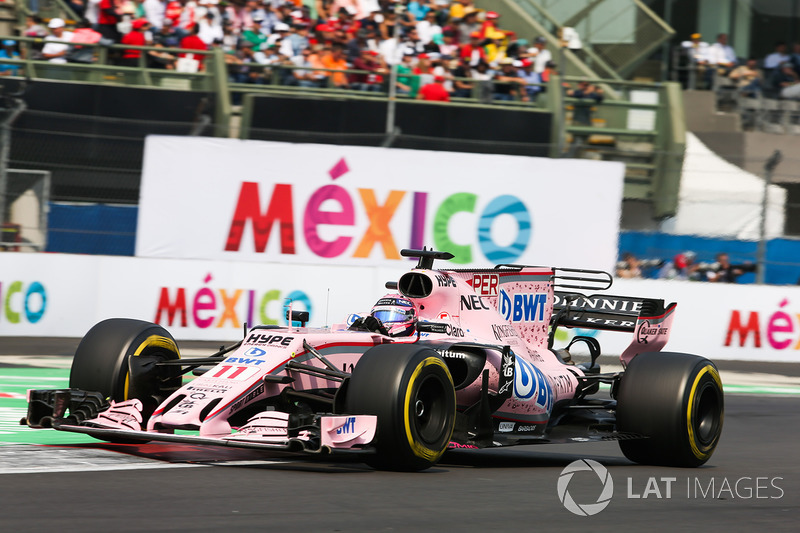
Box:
551 291 676 365
552 292 664 333
543 268 677 365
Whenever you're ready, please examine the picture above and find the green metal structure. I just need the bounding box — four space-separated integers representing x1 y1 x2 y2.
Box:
474 0 675 80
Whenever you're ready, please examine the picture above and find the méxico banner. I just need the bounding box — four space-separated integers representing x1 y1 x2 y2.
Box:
135 137 625 270
3 253 800 362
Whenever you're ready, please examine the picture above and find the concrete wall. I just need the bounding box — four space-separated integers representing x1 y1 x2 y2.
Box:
740 133 800 185
0 5 16 38
683 91 800 186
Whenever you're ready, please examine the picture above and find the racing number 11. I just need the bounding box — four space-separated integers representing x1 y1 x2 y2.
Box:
211 365 259 380
212 365 247 379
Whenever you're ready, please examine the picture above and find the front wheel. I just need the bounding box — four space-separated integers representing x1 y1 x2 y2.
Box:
346 344 456 471
616 352 724 467
69 318 182 420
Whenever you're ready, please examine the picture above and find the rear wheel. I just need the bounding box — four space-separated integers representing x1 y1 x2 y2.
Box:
70 318 182 421
346 344 456 471
616 352 724 467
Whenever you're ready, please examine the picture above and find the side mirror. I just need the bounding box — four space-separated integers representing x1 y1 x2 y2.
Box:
286 310 309 327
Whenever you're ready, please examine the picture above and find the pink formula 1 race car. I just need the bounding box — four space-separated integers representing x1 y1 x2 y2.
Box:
24 249 723 471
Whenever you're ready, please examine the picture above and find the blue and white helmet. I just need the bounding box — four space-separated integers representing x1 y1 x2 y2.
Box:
370 294 416 336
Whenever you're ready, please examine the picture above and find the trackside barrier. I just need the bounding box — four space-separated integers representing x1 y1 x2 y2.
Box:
1 252 798 362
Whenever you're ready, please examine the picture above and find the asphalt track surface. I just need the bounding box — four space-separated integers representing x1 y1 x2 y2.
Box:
0 339 798 532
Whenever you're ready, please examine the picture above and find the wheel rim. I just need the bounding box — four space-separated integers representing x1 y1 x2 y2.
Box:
413 374 449 445
694 381 722 445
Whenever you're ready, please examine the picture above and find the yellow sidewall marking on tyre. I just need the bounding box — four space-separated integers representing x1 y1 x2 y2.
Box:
687 364 722 460
403 357 455 462
124 335 180 400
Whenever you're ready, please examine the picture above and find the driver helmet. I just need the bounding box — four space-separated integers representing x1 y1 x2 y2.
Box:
370 294 416 336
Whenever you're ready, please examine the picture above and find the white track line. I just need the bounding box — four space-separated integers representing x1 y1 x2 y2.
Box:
0 441 293 475
0 463 209 475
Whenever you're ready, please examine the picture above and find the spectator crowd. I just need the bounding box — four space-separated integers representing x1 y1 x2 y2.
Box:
616 250 756 283
11 0 576 102
679 31 800 100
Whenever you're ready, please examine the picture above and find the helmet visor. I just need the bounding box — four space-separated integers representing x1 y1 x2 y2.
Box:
372 307 413 324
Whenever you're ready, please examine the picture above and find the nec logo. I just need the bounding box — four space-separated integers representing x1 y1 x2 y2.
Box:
461 294 490 311
472 274 499 296
500 290 547 323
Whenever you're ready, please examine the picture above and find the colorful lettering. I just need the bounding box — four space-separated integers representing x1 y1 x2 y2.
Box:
724 311 761 347
155 287 188 327
154 279 311 329
193 287 216 329
433 192 476 264
477 195 531 263
217 289 243 329
259 289 281 326
225 182 295 254
409 192 427 252
303 184 354 258
224 179 533 264
767 310 793 350
4 281 21 323
1 281 47 324
353 189 405 259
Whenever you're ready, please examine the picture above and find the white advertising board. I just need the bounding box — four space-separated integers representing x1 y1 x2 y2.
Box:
0 253 397 341
3 253 799 362
557 278 800 363
135 137 625 271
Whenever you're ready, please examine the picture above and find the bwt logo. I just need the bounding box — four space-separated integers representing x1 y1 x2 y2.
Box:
336 417 356 435
500 290 547 323
513 356 552 411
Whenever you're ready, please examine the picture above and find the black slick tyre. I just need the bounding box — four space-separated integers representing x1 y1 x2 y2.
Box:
346 344 456 471
616 352 724 467
69 318 181 420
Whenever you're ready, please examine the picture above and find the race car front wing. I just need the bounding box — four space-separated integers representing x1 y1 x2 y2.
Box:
22 388 378 456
